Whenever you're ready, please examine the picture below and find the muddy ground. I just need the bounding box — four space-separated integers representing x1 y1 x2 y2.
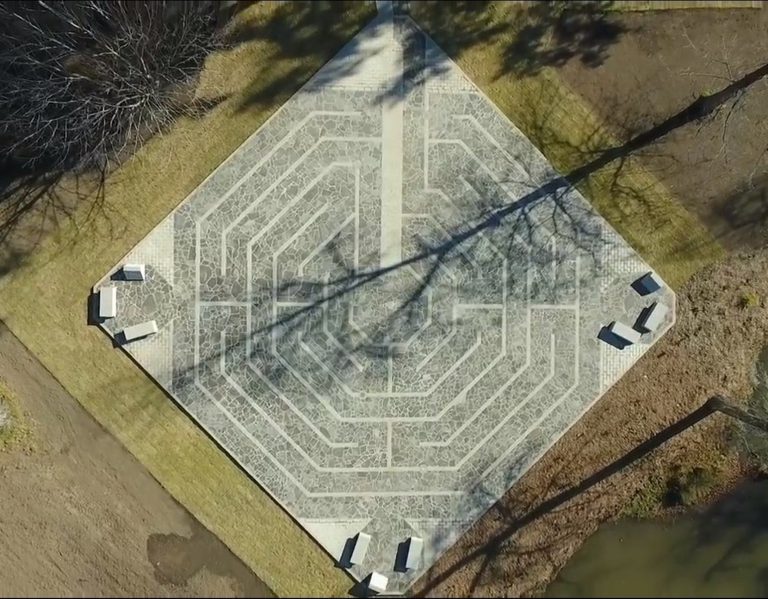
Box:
0 323 273 597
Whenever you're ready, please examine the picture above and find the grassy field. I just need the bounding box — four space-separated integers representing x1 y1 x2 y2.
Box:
411 1 724 289
0 2 374 596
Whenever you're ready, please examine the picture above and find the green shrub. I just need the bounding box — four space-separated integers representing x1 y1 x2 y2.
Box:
623 476 665 518
663 465 716 507
740 290 761 309
0 379 32 452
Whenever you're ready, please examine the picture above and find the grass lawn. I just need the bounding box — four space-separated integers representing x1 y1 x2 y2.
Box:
411 1 724 289
0 2 374 596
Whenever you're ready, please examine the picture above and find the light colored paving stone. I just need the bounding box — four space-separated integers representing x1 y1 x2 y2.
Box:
95 2 675 593
0 400 10 430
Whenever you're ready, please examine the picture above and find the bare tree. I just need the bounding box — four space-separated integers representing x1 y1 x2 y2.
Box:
675 26 768 214
0 0 224 173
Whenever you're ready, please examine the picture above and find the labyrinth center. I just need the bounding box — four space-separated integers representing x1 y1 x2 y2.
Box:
96 7 675 593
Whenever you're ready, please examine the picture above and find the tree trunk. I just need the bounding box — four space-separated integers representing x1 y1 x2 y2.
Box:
567 60 768 185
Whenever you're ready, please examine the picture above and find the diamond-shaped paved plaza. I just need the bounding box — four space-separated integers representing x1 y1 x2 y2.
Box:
96 3 675 593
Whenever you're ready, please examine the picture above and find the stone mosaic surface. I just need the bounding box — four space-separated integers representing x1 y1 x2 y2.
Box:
95 4 676 593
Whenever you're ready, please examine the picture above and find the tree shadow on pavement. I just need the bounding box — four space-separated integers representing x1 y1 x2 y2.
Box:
63 2 768 595
251 51 765 347
0 0 631 278
161 7 768 504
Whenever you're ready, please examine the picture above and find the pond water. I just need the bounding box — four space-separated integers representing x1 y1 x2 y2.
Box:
545 480 768 598
548 345 768 598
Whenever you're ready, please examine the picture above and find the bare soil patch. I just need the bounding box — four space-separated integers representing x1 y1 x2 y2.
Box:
557 7 768 252
415 248 768 597
0 322 272 597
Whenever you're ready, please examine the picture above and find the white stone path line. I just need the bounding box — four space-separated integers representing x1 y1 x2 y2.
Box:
219 328 560 474
378 3 404 268
475 256 581 485
195 378 461 497
220 135 376 275
249 241 528 424
198 110 359 225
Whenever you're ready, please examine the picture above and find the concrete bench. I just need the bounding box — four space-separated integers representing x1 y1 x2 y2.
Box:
632 271 663 296
608 321 641 345
368 571 388 594
403 536 423 570
123 263 146 281
122 320 158 342
99 286 117 319
349 532 371 565
635 302 669 333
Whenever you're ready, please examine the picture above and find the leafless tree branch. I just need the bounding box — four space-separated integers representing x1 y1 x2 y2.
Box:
0 0 224 173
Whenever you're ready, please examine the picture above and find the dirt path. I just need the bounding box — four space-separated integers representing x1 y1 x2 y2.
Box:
0 322 273 597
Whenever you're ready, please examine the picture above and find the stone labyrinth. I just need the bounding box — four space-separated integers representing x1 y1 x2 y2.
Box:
96 4 675 593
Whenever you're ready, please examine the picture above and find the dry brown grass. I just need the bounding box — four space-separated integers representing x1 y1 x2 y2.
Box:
413 247 768 596
0 2 375 596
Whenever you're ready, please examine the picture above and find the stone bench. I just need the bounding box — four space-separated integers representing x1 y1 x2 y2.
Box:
632 271 663 296
349 532 371 565
368 571 388 594
99 286 117 319
123 263 146 281
122 320 158 342
607 321 641 345
403 536 423 570
635 302 669 334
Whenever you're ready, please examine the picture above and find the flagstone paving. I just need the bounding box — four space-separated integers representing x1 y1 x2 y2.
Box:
95 2 675 593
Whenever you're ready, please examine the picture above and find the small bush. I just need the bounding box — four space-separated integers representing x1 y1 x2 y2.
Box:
663 465 716 507
740 290 761 309
624 462 722 518
623 476 665 519
0 382 32 452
